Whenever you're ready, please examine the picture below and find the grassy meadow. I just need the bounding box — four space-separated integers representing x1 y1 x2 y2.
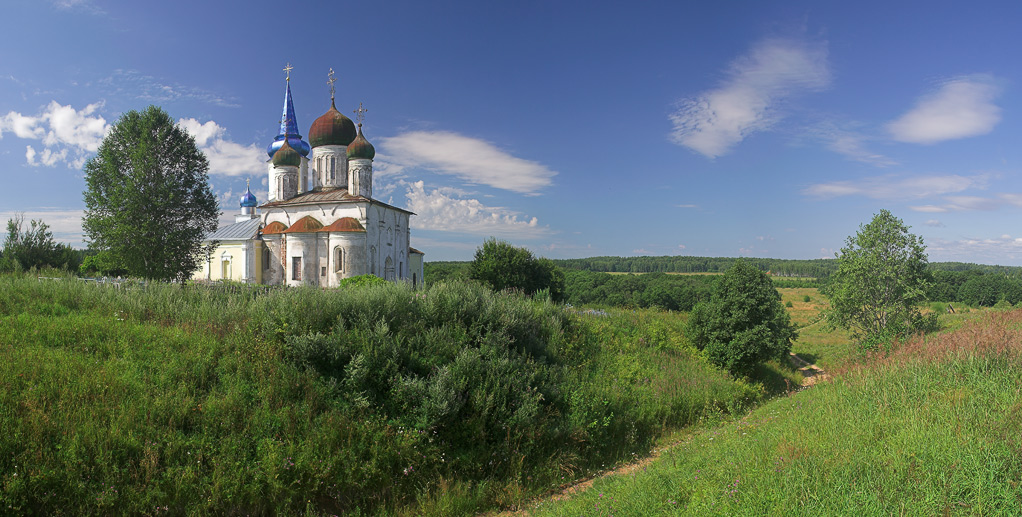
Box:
0 273 801 515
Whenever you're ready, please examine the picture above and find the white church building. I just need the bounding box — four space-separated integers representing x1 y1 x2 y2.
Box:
194 68 424 287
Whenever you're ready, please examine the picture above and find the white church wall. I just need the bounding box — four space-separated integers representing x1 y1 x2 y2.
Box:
327 232 367 287
311 145 347 189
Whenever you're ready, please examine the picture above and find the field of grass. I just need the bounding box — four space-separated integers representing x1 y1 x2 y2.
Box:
0 273 797 515
528 309 1022 515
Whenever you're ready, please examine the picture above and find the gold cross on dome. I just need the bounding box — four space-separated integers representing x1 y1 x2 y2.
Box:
354 102 367 125
283 62 293 81
327 68 337 100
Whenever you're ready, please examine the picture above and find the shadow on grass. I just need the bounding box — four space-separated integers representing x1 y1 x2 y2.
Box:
795 352 819 365
750 358 803 397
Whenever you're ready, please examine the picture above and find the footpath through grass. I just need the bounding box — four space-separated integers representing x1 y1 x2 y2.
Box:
528 309 1022 516
0 274 795 515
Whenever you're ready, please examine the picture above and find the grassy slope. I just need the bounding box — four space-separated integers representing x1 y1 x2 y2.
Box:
0 274 798 515
530 310 1022 516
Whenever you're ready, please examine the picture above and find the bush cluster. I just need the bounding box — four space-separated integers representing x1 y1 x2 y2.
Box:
0 274 762 515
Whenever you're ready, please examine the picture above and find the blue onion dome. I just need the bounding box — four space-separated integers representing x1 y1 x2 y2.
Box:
346 124 375 160
309 100 357 147
272 138 302 167
240 185 258 207
266 135 311 158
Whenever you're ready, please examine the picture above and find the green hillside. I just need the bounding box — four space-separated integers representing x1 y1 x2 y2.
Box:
0 274 797 515
529 309 1022 515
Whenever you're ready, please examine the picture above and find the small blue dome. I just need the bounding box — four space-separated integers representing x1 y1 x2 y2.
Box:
240 186 258 208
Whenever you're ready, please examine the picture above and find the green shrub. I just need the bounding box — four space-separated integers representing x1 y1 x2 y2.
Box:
687 261 798 376
803 294 811 303
785 300 794 308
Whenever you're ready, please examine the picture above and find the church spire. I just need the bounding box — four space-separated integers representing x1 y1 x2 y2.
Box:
266 62 311 158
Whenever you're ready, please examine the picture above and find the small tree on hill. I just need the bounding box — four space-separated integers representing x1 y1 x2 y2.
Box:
686 260 797 376
83 106 219 283
826 209 932 347
469 238 565 301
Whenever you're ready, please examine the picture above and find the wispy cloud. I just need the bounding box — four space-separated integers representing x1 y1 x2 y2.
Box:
909 192 1022 213
101 70 240 108
888 75 1002 144
925 219 945 227
806 122 896 166
52 0 104 15
803 174 985 199
669 37 830 158
380 131 556 194
0 101 109 168
178 118 266 177
404 180 550 239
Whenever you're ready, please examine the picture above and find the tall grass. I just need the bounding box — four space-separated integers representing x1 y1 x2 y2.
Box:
530 309 1022 515
0 274 773 515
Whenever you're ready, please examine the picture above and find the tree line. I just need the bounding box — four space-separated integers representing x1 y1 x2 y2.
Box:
553 256 837 279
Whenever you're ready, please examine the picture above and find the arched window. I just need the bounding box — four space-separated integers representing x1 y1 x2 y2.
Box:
334 246 344 272
385 256 395 281
262 247 270 270
370 246 377 275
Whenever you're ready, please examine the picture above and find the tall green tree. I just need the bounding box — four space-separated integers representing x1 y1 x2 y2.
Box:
83 106 219 283
469 238 565 301
686 260 797 376
826 209 931 345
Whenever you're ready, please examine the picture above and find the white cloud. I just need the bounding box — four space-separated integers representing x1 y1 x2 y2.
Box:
803 174 984 200
1 101 109 168
669 38 830 158
178 118 266 177
380 131 556 194
924 219 945 227
927 234 1022 263
404 180 550 238
888 75 1002 144
177 118 222 147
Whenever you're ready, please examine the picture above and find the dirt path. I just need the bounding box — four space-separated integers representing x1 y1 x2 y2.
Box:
787 352 830 386
482 353 829 516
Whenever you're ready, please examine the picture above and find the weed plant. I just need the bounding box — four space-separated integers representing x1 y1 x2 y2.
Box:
0 274 769 515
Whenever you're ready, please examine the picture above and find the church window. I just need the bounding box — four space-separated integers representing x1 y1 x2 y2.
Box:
262 248 270 270
334 247 344 272
385 256 395 281
370 246 377 275
321 266 326 276
292 257 302 281
221 253 232 280
399 261 403 279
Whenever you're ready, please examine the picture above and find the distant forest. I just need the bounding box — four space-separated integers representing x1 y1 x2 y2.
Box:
425 256 1022 310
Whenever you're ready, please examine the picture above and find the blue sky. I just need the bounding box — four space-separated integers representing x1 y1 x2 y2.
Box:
4 1 1022 263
